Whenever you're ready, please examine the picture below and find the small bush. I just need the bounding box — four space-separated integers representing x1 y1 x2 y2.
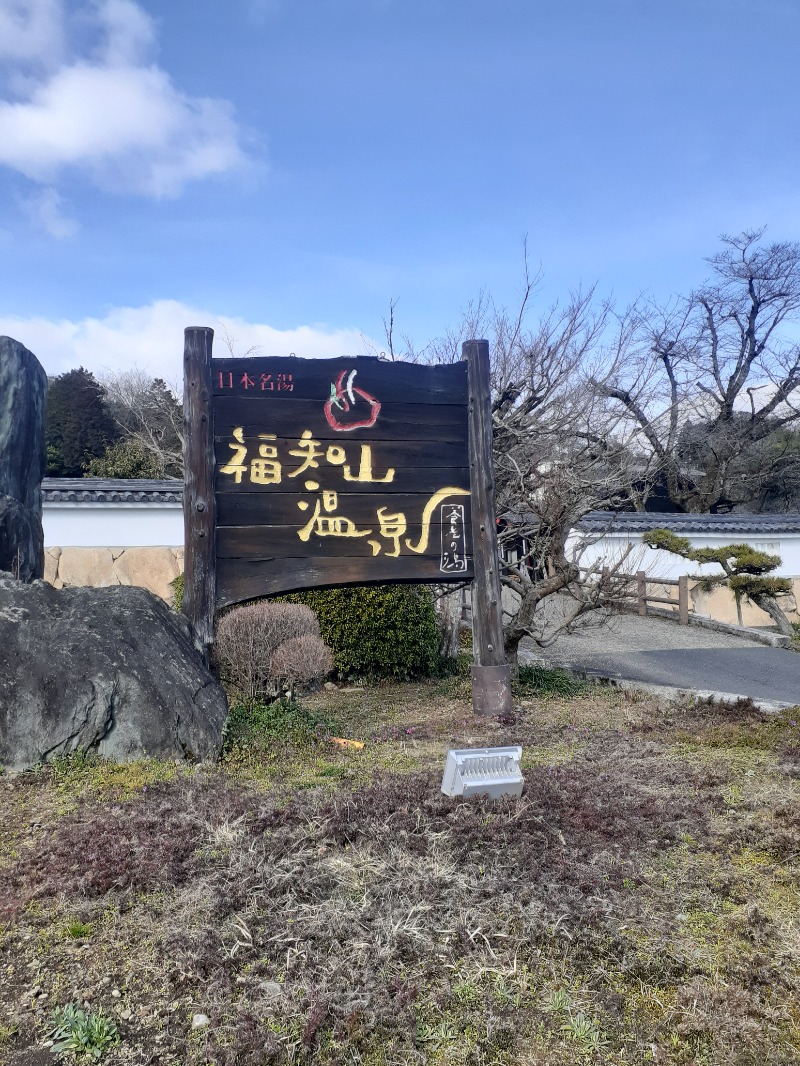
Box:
270 634 334 696
223 697 336 748
514 664 587 698
276 585 440 679
65 919 93 939
214 602 323 703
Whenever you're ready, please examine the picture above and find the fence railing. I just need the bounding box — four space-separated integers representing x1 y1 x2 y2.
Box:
488 563 692 627
596 568 690 624
629 570 689 625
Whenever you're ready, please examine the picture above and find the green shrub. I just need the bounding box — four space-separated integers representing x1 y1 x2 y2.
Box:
276 585 440 679
171 572 184 612
514 664 587 698
223 697 337 749
85 439 166 478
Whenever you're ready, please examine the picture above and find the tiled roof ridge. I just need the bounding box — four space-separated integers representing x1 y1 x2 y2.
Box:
42 477 183 504
577 510 800 534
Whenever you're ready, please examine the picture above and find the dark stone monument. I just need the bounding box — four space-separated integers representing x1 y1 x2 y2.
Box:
0 336 228 769
0 576 228 770
0 336 48 580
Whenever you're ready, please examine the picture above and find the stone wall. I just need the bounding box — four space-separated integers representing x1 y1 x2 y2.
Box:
44 546 184 603
642 577 799 627
691 579 800 628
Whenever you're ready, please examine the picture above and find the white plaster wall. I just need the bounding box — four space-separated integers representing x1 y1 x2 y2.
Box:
43 502 184 548
571 531 800 579
568 527 800 626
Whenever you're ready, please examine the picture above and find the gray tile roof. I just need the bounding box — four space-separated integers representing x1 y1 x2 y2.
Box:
576 511 800 535
42 478 183 504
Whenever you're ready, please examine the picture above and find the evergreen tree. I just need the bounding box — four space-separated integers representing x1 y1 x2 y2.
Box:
644 529 794 635
45 368 119 477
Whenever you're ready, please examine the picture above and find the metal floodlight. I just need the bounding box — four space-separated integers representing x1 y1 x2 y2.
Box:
441 745 524 800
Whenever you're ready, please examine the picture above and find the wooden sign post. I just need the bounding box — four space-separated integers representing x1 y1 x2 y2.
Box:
183 326 216 660
464 340 514 717
182 329 512 714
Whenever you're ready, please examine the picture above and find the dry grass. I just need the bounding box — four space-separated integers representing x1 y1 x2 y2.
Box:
1 679 799 1064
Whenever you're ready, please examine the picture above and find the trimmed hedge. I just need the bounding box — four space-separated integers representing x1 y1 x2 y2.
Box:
276 585 440 680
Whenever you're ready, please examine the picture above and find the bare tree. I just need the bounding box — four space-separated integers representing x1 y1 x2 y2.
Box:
427 264 643 670
99 367 184 478
601 229 800 513
357 298 425 363
218 322 262 359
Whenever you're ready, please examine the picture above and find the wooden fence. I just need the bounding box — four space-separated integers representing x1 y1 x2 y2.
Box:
630 570 689 625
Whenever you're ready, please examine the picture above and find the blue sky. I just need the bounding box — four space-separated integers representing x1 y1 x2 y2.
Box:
1 0 799 381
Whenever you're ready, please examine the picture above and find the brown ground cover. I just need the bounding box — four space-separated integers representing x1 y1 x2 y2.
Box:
1 672 799 1065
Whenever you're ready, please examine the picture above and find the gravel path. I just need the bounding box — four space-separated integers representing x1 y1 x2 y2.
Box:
519 609 800 705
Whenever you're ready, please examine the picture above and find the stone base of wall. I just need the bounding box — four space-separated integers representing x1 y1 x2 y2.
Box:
499 577 800 632
44 546 184 603
691 580 799 627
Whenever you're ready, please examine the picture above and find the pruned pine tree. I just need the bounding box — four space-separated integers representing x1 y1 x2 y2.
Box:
643 529 794 636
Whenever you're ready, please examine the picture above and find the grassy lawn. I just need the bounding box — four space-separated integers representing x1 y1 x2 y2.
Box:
1 668 799 1065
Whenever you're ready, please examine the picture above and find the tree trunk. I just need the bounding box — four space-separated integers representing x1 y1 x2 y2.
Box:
435 586 463 659
503 637 521 680
748 591 794 637
734 590 743 628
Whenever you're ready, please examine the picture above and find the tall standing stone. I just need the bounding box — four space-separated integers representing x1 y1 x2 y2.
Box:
0 336 48 580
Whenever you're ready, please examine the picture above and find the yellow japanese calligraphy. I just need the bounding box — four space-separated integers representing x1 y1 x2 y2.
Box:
368 507 408 557
287 430 324 477
219 426 248 483
405 487 470 554
297 490 372 542
342 444 395 483
250 434 281 484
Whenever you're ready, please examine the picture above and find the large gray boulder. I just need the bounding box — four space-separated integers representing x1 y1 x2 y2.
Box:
0 336 48 580
0 576 227 770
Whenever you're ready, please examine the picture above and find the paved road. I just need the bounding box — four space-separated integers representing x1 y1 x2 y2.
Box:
520 611 800 706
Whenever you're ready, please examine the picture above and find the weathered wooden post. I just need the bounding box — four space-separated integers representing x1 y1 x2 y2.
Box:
183 327 217 660
636 570 647 616
464 339 514 717
678 574 689 625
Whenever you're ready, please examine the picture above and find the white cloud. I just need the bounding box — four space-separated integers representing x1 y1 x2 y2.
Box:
0 0 250 198
0 300 377 383
95 0 154 66
0 0 64 67
21 186 78 237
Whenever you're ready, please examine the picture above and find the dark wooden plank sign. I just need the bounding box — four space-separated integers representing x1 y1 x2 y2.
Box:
183 329 511 715
185 340 472 611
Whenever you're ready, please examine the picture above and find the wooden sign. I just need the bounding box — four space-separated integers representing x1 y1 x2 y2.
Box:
184 334 472 614
183 328 512 717
212 354 472 607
